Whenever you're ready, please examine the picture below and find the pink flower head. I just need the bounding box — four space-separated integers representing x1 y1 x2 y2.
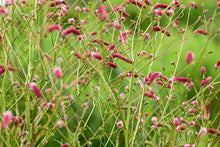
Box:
48 24 62 32
61 143 69 147
1 111 13 130
0 67 5 76
98 4 108 20
147 72 162 85
195 30 208 35
154 4 173 9
106 62 117 68
26 142 31 147
68 18 75 24
176 125 186 131
173 118 180 126
56 120 64 128
0 7 8 15
198 127 207 137
187 109 196 114
190 2 198 9
173 20 179 27
201 76 211 88
54 67 63 79
107 44 115 51
215 60 220 70
173 0 180 7
186 51 194 64
172 77 191 84
152 26 171 37
91 52 103 60
29 82 42 99
117 121 123 128
77 35 83 42
190 121 197 126
61 27 80 37
201 66 206 74
192 100 198 106
110 54 132 64
151 116 158 122
145 0 151 5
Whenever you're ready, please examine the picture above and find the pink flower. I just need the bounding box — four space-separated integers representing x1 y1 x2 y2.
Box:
107 44 115 51
186 51 194 64
195 30 208 35
173 118 180 126
215 60 220 70
201 76 211 88
91 52 103 60
148 72 162 85
29 82 42 99
1 111 13 130
176 125 186 131
61 28 80 37
190 2 198 9
0 67 5 76
0 8 8 15
188 109 196 114
117 121 123 128
173 20 179 27
152 26 171 37
56 120 64 128
54 67 63 79
48 24 62 32
98 4 108 20
110 54 132 64
198 127 207 137
192 101 198 106
151 116 158 122
201 66 206 74
106 62 117 69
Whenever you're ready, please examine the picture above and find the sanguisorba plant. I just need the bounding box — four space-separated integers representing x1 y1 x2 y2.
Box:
0 0 220 146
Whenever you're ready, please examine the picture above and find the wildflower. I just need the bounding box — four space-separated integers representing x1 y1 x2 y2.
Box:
144 0 151 5
192 101 198 106
201 66 206 74
106 62 117 68
1 111 13 130
190 121 197 126
98 4 107 20
151 117 158 122
77 35 83 42
117 121 123 128
91 52 103 60
198 127 207 137
215 60 220 70
110 54 132 64
68 18 75 24
173 20 179 27
195 30 208 35
0 67 5 76
61 143 69 147
187 109 196 114
0 7 8 15
154 4 173 9
173 118 180 126
186 51 194 64
190 2 198 9
176 125 186 131
56 120 64 128
61 27 80 37
152 26 171 37
26 142 31 147
201 76 211 88
29 82 42 99
107 44 115 51
54 67 63 79
147 72 162 85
